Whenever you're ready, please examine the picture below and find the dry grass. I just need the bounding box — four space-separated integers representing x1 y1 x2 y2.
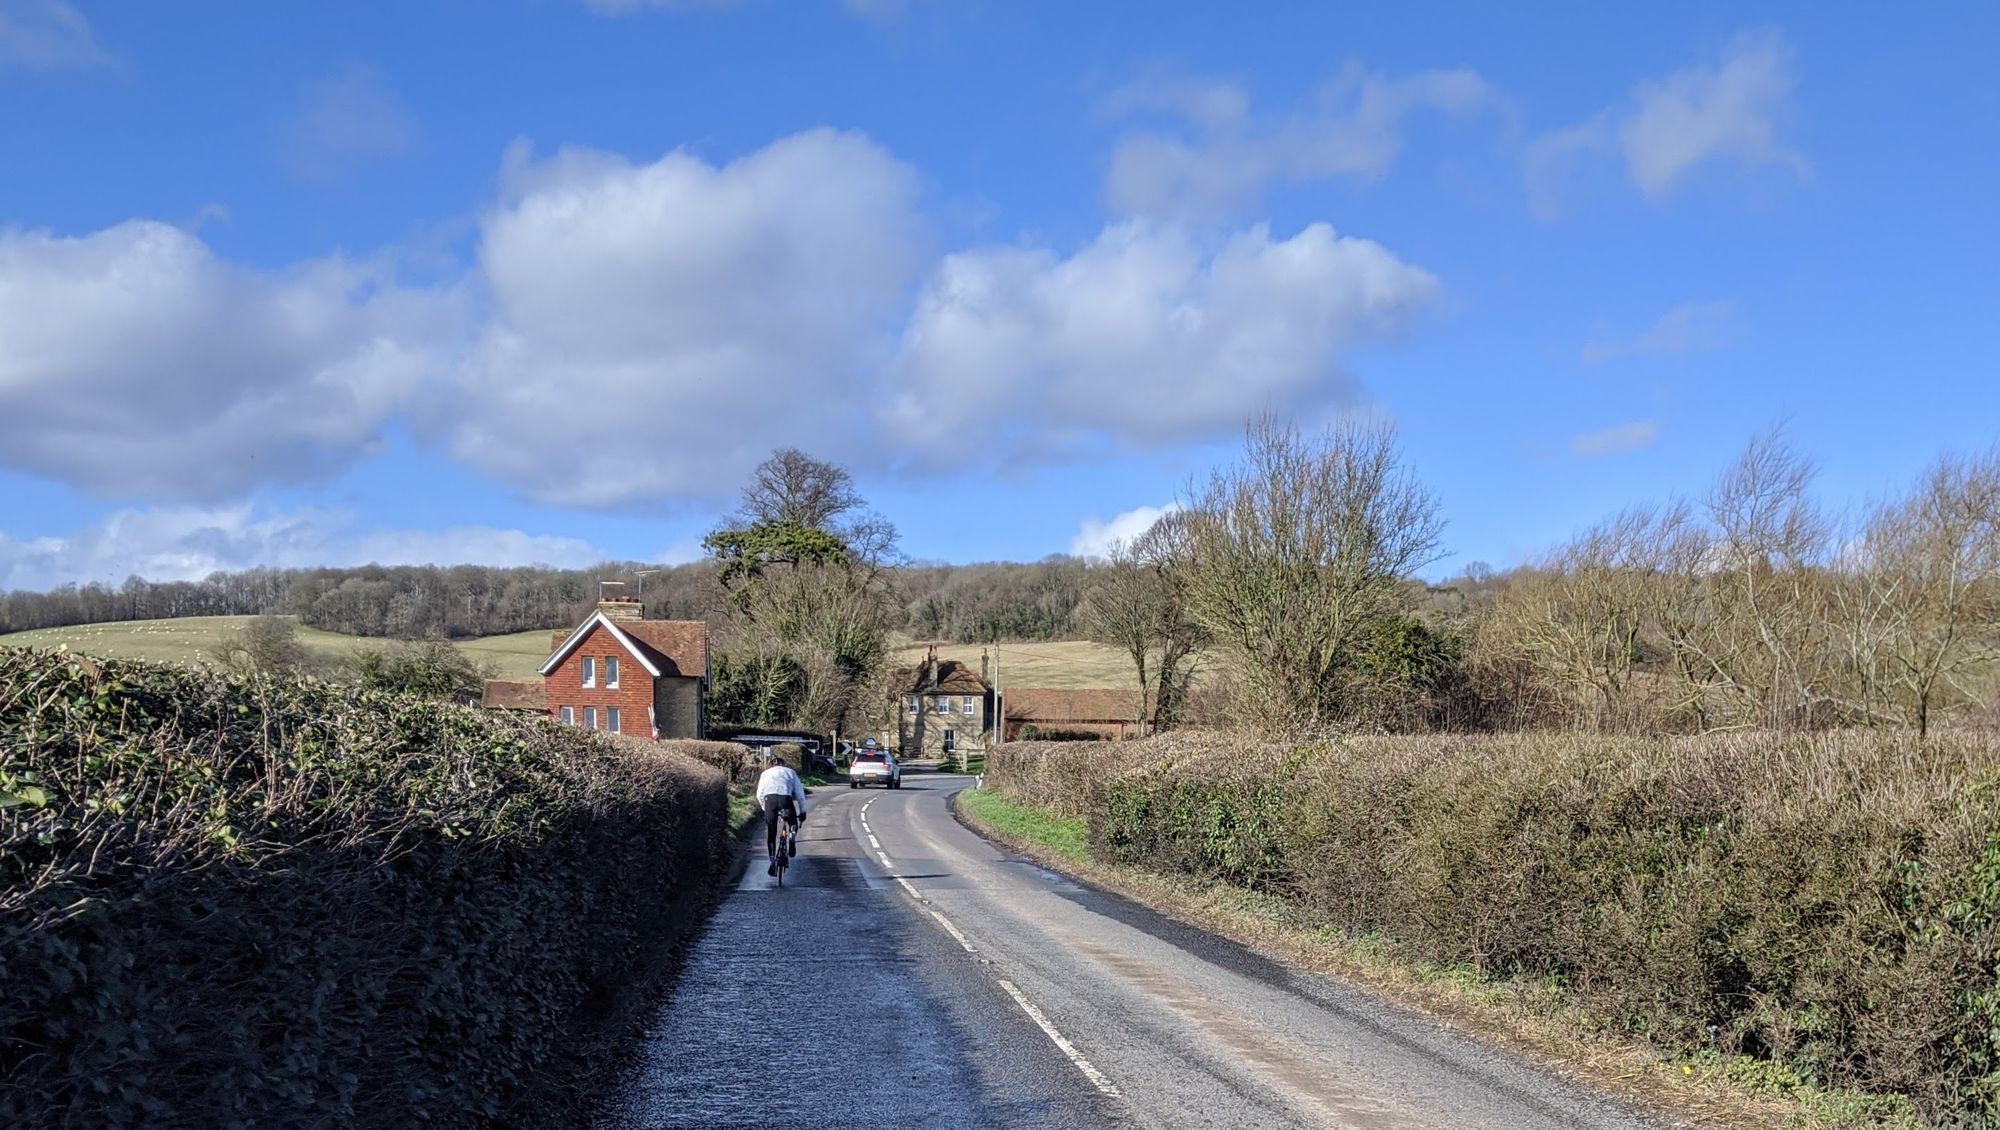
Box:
0 616 558 678
890 639 1145 690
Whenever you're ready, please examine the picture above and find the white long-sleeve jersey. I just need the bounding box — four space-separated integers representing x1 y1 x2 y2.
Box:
754 764 807 815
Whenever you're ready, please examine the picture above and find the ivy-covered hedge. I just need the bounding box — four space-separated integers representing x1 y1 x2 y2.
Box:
0 648 728 1128
990 730 2000 1123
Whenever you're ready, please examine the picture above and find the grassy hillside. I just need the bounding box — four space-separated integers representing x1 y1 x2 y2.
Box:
889 639 1139 690
0 616 558 678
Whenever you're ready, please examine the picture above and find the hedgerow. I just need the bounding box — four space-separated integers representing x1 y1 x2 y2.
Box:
989 730 2000 1123
0 648 728 1129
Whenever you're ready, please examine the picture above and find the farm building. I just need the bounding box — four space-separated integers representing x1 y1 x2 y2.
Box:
480 598 708 739
1001 688 1150 741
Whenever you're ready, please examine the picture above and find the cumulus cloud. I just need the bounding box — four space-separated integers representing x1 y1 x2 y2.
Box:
1569 420 1660 459
441 129 927 508
886 220 1438 468
0 220 463 500
0 0 108 70
1580 301 1736 365
282 64 419 181
1104 63 1495 220
4 125 1444 528
0 505 607 592
1525 30 1807 216
1069 502 1180 560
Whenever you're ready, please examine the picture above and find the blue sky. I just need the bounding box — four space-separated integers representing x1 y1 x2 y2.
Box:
1 0 1995 590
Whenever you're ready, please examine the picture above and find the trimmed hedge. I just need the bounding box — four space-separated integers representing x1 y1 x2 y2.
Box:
0 649 728 1128
989 730 2000 1123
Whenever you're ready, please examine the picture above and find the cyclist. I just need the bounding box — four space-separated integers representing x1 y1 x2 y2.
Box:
755 757 808 877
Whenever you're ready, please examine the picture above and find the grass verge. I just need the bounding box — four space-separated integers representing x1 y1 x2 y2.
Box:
952 786 1917 1130
956 786 1088 863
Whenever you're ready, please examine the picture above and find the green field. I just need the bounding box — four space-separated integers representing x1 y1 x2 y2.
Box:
0 616 559 678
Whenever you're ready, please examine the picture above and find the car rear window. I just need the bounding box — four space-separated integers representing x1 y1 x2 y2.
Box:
856 753 887 763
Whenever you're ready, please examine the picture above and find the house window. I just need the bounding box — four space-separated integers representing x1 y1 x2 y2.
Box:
582 657 596 688
560 706 574 726
935 696 950 714
607 707 620 733
584 707 598 730
961 695 975 714
606 656 619 688
905 696 917 714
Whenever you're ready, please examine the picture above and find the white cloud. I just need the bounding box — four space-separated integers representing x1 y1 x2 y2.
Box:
1069 503 1181 560
0 0 108 70
0 220 463 500
2 127 1444 523
1570 420 1660 459
0 505 607 592
283 64 419 181
1104 63 1495 220
1580 301 1735 365
1524 30 1807 215
887 220 1438 468
441 129 927 508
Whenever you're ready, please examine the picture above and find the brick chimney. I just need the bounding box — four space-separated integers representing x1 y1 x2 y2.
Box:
598 597 644 622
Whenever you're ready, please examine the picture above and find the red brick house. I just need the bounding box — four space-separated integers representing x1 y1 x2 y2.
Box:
481 598 708 740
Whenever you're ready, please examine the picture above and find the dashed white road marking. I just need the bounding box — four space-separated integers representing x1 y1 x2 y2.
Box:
854 785 1121 1100
998 978 1123 1097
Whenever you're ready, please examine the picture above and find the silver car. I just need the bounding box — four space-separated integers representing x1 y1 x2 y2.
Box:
848 750 901 789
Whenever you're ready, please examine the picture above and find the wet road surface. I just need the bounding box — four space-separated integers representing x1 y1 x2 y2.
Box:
601 773 1668 1129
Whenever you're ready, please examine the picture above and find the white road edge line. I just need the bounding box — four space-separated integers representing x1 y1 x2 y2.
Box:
868 835 881 848
997 978 1122 1098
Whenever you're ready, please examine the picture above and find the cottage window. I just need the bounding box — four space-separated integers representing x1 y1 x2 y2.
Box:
905 696 917 714
961 696 975 715
935 696 950 714
607 707 620 733
560 706 574 726
606 656 619 688
584 707 598 730
582 657 596 688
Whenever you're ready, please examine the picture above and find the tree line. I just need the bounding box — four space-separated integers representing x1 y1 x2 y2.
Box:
1081 418 1999 738
0 557 1097 643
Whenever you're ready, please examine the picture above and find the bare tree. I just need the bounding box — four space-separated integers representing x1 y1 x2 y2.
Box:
736 447 864 531
1849 452 2000 736
1181 416 1444 729
1080 512 1208 734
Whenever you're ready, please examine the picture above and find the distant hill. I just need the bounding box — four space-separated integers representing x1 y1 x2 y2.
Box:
0 616 557 680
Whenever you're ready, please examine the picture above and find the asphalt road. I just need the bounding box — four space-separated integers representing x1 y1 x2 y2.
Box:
601 773 1669 1130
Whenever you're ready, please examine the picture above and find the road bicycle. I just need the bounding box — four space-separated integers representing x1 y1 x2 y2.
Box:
773 810 797 887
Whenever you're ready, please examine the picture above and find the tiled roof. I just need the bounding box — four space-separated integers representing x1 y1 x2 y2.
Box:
482 678 547 712
549 618 708 678
621 620 709 678
1002 687 1148 723
890 659 990 695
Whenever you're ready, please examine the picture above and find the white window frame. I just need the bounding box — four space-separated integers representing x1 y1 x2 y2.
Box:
584 706 598 730
961 695 975 715
607 706 620 733
560 706 574 726
935 696 949 714
905 696 917 714
605 656 619 688
582 656 596 688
